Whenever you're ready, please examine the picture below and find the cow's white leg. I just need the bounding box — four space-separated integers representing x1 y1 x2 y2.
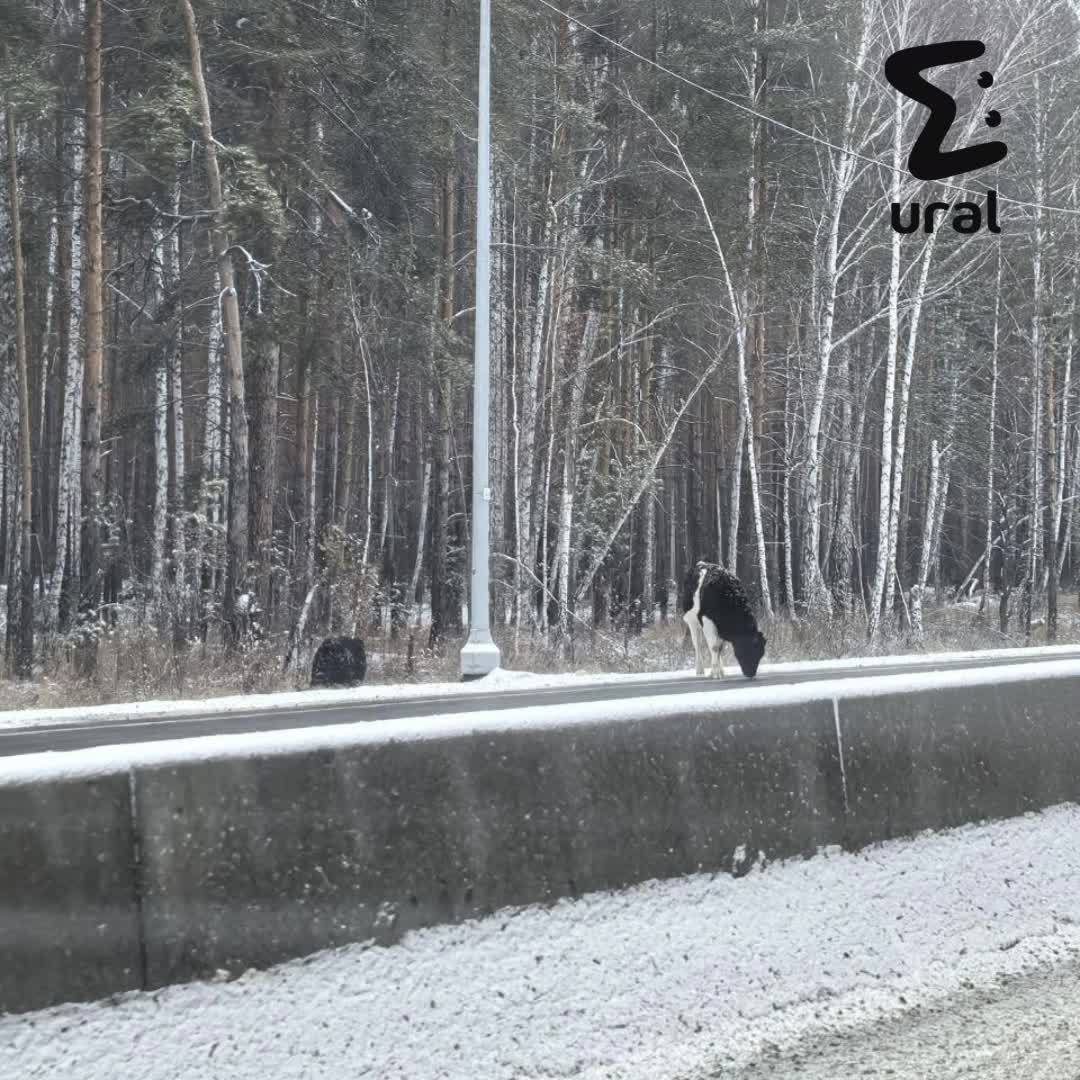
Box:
684 566 710 676
683 610 707 675
701 615 725 678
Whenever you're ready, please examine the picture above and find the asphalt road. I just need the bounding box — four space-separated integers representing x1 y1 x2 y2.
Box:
707 952 1080 1080
2 649 1079 757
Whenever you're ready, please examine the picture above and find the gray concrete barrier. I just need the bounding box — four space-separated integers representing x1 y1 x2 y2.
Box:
133 701 843 988
0 773 142 1013
837 675 1080 848
2 663 1079 1015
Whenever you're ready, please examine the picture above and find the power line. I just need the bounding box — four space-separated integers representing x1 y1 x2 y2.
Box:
529 0 1080 217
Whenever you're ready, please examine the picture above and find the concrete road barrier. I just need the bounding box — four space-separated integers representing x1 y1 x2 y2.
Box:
133 702 842 989
1 661 1079 1014
0 773 142 1013
837 675 1080 848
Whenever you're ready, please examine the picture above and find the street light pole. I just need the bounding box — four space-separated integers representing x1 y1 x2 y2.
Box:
461 0 501 680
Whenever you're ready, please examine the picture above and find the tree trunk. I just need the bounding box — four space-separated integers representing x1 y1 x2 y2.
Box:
1025 78 1045 638
52 108 84 635
359 338 375 566
77 0 105 673
1055 258 1076 583
575 347 725 607
912 440 942 639
5 104 34 675
1047 307 1058 641
199 267 224 632
249 329 279 612
801 0 870 614
166 188 188 636
429 156 456 649
150 223 169 617
408 458 433 628
180 0 249 646
981 253 1002 615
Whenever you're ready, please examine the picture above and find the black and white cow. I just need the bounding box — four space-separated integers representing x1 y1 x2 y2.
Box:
681 561 766 678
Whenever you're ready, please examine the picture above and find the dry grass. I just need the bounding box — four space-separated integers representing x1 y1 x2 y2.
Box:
1 598 1079 712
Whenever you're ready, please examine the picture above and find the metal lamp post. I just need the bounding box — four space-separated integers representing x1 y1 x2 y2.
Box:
460 0 501 680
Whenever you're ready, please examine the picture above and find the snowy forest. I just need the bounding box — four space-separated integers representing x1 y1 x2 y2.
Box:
2 0 1080 697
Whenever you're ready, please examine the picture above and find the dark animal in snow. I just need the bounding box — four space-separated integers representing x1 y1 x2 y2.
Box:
681 561 766 678
311 636 367 688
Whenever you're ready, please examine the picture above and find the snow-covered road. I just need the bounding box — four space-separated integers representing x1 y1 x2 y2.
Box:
5 644 1080 742
6 649 1080 763
3 803 1079 1080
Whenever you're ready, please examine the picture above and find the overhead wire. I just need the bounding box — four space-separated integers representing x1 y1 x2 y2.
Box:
528 0 1080 217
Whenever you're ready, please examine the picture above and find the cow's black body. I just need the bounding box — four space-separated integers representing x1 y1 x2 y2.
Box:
681 561 766 678
311 636 367 687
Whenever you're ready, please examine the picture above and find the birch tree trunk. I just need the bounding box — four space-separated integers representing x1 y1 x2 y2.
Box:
305 394 319 593
490 176 508 626
801 0 871 614
1046 301 1058 640
782 350 797 610
38 208 59 563
911 440 942 639
1054 254 1075 582
166 188 188 632
553 303 600 647
736 336 772 614
632 96 771 611
295 117 323 607
51 106 84 634
1024 78 1045 637
181 0 249 646
514 202 554 628
744 1 769 581
980 255 1001 614
150 225 169 616
408 458 433 629
200 270 224 629
1066 381 1080 593
727 415 744 570
378 368 401 558
882 242 935 617
867 27 908 642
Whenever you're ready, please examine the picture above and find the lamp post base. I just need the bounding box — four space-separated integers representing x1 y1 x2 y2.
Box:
460 632 501 681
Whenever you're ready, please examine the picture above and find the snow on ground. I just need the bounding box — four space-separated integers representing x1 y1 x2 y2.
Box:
3 803 1079 1080
2 642 1080 735
5 657 1080 784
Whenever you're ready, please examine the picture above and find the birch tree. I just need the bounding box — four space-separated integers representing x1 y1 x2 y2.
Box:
180 0 249 645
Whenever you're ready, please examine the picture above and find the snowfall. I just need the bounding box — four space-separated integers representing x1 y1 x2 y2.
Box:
3 803 1080 1079
4 647 1080 1077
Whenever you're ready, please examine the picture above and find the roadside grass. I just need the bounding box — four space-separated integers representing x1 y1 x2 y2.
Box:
1 596 1079 712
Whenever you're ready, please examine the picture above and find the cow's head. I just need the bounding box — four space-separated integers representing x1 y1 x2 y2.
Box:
733 630 766 678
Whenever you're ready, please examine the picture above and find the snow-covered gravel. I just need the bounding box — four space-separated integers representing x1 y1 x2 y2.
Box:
4 803 1079 1079
714 949 1080 1080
